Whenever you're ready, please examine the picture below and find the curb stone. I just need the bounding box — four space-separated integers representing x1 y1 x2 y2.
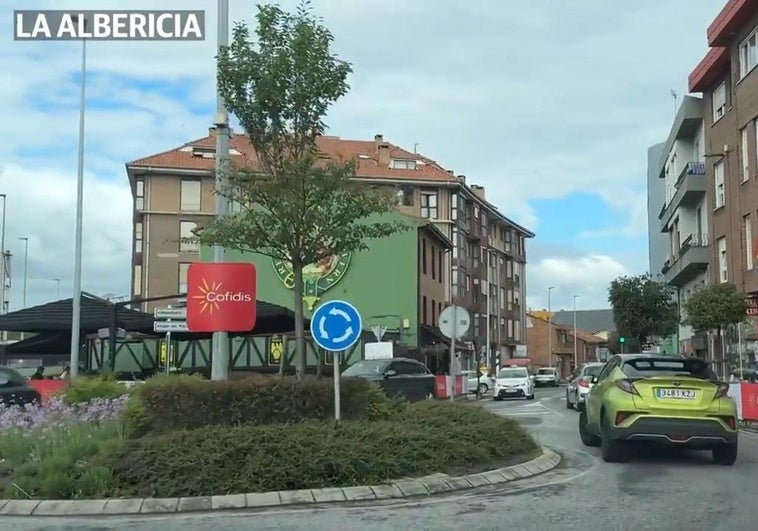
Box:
1 449 561 517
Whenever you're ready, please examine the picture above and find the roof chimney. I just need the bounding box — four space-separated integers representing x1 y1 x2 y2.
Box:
374 134 383 144
209 126 217 136
378 142 390 165
457 174 466 184
471 184 485 200
446 170 454 175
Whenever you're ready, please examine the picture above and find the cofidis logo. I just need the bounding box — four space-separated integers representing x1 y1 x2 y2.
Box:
187 263 257 333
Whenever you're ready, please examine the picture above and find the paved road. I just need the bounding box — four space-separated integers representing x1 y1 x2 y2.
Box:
8 387 758 530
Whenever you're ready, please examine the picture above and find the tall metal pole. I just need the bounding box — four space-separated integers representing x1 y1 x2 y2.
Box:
19 237 28 308
211 0 231 380
449 304 457 402
70 30 87 379
485 249 491 376
572 294 578 370
0 194 6 315
738 321 744 378
547 286 554 367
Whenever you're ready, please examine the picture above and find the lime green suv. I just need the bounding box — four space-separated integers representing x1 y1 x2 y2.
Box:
578 354 738 465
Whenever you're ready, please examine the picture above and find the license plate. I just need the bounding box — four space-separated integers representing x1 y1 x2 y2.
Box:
655 388 697 399
505 387 516 391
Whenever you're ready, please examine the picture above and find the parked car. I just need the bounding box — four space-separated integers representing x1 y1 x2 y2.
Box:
566 362 605 410
0 366 41 407
534 367 559 387
342 357 435 402
579 354 738 465
462 370 495 395
494 366 535 400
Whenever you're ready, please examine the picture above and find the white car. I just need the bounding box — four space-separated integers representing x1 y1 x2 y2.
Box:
534 367 559 387
462 370 495 395
493 366 535 401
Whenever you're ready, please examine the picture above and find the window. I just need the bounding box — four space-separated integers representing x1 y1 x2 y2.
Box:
431 247 436 280
134 222 143 253
420 192 438 219
718 237 728 283
742 127 750 182
450 193 458 220
714 160 725 208
395 186 413 206
180 221 199 252
740 29 758 78
180 179 202 211
422 239 427 274
431 299 437 325
133 265 142 296
178 262 190 293
438 251 443 284
746 214 754 270
135 179 145 210
500 287 505 309
391 159 417 170
712 81 726 122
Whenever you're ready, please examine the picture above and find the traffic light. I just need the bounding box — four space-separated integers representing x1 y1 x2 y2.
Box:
619 337 626 344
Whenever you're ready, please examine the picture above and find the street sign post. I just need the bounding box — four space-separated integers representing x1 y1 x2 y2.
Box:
438 305 471 402
310 300 363 422
153 305 187 374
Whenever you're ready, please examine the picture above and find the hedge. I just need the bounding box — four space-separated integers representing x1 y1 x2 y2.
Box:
132 374 403 434
105 402 540 498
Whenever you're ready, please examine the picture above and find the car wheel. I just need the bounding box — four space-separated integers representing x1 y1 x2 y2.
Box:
600 415 628 463
527 392 535 400
579 409 600 447
477 383 488 395
566 390 574 409
712 442 738 465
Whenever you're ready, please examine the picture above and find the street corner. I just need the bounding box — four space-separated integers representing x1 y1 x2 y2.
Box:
6 448 563 518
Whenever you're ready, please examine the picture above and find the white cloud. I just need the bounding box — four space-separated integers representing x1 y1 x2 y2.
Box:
526 254 629 312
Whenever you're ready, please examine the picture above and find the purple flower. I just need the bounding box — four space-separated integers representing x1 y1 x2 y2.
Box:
0 395 129 434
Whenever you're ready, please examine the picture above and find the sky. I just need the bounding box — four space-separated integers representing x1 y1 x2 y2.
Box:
0 0 726 314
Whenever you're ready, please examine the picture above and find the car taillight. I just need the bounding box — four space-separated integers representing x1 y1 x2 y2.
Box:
578 378 589 388
614 379 640 395
714 382 729 399
615 412 633 425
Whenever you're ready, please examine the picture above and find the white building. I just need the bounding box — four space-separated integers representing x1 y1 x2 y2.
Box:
655 95 709 356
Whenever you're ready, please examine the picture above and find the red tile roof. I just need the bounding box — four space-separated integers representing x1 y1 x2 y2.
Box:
127 132 459 183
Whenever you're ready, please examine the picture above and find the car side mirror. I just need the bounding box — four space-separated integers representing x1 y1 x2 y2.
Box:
384 369 397 378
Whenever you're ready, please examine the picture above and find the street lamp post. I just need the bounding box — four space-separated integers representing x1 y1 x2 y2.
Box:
573 295 578 370
485 248 492 375
19 237 28 308
70 16 88 379
53 278 61 299
547 286 555 367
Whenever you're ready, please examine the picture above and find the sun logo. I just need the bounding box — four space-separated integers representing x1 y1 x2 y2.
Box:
192 278 223 314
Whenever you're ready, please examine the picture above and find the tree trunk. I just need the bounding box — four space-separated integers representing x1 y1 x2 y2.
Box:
292 261 306 381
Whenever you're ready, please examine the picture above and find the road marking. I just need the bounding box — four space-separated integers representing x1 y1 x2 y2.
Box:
492 402 561 418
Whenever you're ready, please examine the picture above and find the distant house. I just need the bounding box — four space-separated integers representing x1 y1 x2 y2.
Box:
550 309 615 336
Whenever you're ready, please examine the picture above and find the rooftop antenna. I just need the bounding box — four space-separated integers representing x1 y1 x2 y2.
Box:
413 143 418 153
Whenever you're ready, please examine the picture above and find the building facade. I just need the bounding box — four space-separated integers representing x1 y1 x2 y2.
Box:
653 95 709 355
687 0 758 360
647 142 668 276
525 313 605 377
125 130 534 363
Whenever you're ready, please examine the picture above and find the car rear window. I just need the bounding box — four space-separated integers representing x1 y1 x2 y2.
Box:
622 358 717 380
582 365 603 376
537 368 553 374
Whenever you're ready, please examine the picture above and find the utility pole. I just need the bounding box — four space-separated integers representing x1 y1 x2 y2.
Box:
572 294 578 370
211 0 231 380
0 194 6 316
547 286 555 367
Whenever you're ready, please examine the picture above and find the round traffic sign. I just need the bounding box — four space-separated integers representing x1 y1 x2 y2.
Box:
310 299 363 352
437 304 471 339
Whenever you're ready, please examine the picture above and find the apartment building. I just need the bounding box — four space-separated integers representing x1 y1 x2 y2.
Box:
653 95 709 354
688 0 758 305
525 313 605 377
125 130 534 360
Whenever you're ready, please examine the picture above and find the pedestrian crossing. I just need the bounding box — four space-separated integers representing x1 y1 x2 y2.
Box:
489 400 560 418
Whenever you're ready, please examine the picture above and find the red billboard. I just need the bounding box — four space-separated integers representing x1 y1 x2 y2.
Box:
186 262 257 332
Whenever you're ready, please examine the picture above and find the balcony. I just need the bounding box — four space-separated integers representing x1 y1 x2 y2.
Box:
661 234 709 287
659 162 707 230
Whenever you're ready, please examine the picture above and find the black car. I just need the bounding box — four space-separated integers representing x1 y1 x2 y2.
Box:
342 357 435 402
0 367 42 407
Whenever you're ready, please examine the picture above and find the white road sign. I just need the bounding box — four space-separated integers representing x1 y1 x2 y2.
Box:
154 307 187 319
153 320 189 333
438 305 471 339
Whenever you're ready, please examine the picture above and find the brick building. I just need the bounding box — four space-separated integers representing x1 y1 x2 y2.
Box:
525 313 605 378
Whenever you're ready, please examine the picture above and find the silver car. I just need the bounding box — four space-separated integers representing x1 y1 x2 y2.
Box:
565 362 604 410
462 370 495 395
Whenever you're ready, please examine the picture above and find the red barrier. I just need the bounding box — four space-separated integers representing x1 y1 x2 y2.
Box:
27 379 67 400
434 375 465 398
740 382 758 421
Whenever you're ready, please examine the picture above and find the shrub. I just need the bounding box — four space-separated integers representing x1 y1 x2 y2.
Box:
135 375 399 433
60 375 130 405
104 402 539 498
0 395 130 432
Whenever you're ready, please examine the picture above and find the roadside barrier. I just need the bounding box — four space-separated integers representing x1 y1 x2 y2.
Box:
727 381 758 423
434 375 466 398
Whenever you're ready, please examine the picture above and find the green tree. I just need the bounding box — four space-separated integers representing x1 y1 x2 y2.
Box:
195 2 407 379
607 274 678 346
683 284 746 373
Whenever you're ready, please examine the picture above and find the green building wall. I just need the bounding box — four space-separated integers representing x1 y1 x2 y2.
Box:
199 212 424 348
